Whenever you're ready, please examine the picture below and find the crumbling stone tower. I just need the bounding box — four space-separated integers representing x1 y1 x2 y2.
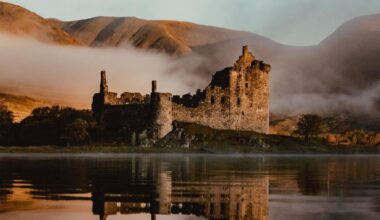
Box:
92 70 109 120
172 45 270 134
228 45 270 133
150 81 173 139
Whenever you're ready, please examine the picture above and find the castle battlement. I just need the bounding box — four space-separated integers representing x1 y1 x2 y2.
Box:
92 46 270 144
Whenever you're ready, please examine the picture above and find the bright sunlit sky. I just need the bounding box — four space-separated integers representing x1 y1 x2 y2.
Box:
3 0 380 46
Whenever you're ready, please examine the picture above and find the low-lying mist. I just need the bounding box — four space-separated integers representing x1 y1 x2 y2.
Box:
0 34 202 108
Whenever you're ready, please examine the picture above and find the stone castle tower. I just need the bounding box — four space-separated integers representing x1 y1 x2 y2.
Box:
171 45 270 133
92 46 270 143
150 81 173 139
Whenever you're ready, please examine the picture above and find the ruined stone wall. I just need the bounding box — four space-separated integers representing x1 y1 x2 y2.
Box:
172 86 232 130
103 92 147 105
120 92 148 104
92 91 135 120
104 92 119 104
101 104 152 144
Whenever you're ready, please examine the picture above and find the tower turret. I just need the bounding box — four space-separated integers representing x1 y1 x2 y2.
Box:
152 80 157 93
93 70 110 120
243 45 249 55
100 70 108 93
234 45 255 70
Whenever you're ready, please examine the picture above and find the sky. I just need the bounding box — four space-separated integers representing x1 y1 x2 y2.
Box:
3 0 380 46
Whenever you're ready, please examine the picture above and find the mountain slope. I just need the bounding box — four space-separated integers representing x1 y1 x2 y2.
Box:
0 93 48 122
55 16 258 54
0 2 79 45
317 13 380 92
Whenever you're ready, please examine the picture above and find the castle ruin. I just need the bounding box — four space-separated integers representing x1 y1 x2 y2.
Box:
92 46 270 144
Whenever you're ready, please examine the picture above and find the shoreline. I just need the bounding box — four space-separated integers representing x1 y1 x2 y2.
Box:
0 145 379 154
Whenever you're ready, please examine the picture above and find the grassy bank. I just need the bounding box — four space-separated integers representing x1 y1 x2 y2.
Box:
0 142 378 154
0 123 378 154
0 146 199 154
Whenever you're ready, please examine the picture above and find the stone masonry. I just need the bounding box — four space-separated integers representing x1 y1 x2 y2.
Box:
92 46 271 144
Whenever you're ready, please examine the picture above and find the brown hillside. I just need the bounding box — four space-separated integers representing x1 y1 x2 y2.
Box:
0 93 49 122
0 2 80 45
56 17 254 54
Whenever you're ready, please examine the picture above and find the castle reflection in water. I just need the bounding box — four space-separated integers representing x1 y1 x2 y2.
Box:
2 155 379 220
91 158 268 220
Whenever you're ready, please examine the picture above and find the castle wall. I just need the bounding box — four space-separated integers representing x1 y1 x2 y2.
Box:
103 92 147 105
101 104 152 144
172 86 232 130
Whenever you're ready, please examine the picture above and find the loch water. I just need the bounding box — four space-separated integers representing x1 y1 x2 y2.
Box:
0 154 379 220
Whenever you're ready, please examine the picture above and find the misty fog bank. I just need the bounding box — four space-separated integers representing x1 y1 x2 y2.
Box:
189 31 380 117
0 34 200 108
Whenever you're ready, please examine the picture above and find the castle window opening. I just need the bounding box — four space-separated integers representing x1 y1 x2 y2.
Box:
245 83 249 88
237 98 241 106
221 203 227 215
221 96 226 104
211 96 215 104
242 111 245 116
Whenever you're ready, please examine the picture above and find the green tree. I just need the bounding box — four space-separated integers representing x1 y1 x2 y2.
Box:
0 104 14 145
294 114 324 142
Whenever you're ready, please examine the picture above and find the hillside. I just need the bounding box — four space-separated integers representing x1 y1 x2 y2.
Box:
54 16 258 55
0 93 48 122
0 2 79 45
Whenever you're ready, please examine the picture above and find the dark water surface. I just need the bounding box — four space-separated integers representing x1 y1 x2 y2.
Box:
0 154 379 220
